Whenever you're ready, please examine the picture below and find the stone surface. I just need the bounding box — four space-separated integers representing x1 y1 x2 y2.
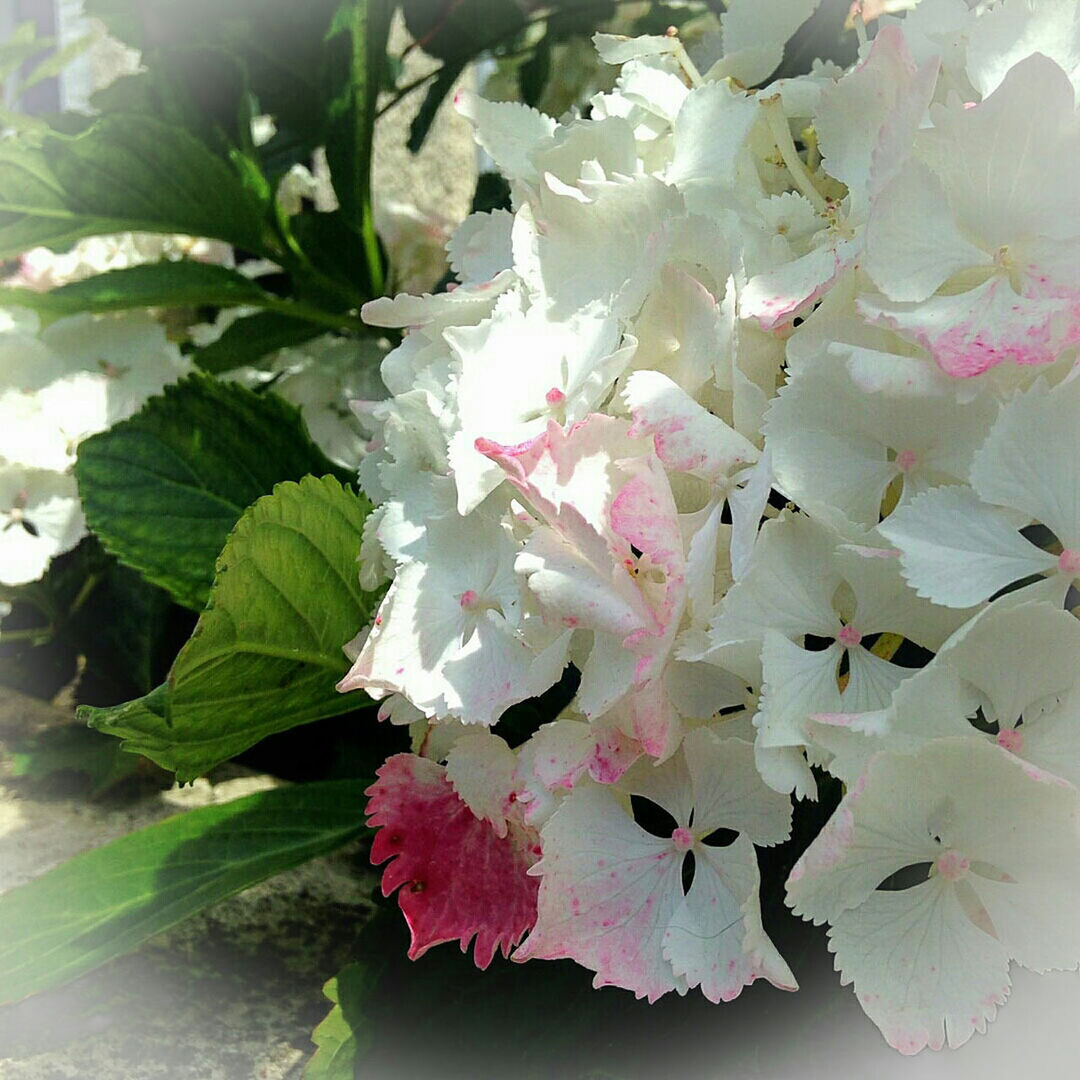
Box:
0 687 379 1080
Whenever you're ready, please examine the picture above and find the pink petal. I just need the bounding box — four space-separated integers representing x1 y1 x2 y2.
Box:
366 753 541 969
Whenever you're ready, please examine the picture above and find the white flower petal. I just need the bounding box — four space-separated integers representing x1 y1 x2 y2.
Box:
877 486 1056 607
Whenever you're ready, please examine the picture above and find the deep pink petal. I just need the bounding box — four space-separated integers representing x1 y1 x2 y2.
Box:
366 753 541 968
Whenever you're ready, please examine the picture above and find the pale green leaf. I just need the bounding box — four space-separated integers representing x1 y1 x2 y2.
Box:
81 475 378 779
0 778 369 1005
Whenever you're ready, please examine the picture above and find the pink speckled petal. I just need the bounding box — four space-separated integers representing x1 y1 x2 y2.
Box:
742 239 859 330
515 784 685 1002
858 276 1074 378
663 834 789 1003
623 370 758 483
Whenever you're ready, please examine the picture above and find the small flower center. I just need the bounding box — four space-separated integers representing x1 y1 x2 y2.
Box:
934 849 970 882
837 624 862 648
1058 549 1080 576
459 589 480 610
671 827 694 852
997 728 1024 754
545 387 566 406
894 449 918 473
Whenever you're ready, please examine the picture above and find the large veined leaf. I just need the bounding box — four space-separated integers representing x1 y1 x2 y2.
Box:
80 475 379 780
0 261 273 317
74 374 345 611
0 778 369 1005
0 115 272 259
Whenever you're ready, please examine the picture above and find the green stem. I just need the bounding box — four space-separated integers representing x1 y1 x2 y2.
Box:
259 295 369 334
67 572 102 619
0 623 55 645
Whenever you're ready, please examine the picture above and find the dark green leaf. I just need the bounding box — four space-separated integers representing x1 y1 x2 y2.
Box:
324 0 393 295
71 562 192 704
0 141 88 259
289 209 374 305
0 261 273 318
0 537 111 699
7 723 143 798
74 374 343 610
518 34 552 109
191 310 326 374
305 962 379 1080
407 58 465 154
0 116 272 260
81 475 378 780
471 172 512 215
401 0 525 63
86 0 341 143
0 778 369 1005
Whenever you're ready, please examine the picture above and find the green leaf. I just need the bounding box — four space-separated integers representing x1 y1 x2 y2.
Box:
191 310 326 374
0 778 369 1005
0 115 272 260
71 562 192 704
8 723 143 798
81 475 378 780
0 21 49 82
401 0 525 63
407 58 465 154
324 0 393 295
13 33 94 102
305 963 379 1080
86 0 341 154
0 261 273 318
74 374 343 611
289 208 375 306
518 34 551 109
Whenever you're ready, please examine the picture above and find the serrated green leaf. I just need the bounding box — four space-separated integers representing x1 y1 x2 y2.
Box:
305 962 378 1080
0 261 273 318
74 374 343 610
0 115 272 260
81 475 378 779
0 778 369 1005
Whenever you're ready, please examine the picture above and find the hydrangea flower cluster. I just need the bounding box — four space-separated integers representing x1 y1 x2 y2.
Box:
0 304 191 587
343 0 1080 1054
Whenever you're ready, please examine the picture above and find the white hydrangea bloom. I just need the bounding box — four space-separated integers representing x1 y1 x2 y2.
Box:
348 17 1080 1049
879 378 1080 607
787 739 1080 1053
0 465 85 587
518 730 794 1003
812 600 1080 787
0 310 190 584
